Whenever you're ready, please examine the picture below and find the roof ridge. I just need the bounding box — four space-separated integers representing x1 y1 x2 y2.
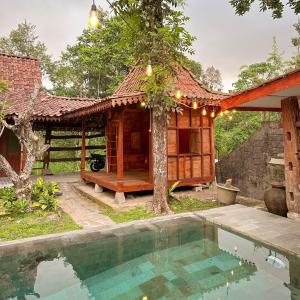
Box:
46 95 101 102
0 52 39 61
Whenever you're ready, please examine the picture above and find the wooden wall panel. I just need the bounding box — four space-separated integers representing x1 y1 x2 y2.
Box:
168 129 177 155
168 157 177 180
191 109 201 127
177 107 190 127
203 155 212 177
179 157 191 179
169 112 177 127
192 156 202 177
202 116 210 127
203 129 211 153
190 129 201 154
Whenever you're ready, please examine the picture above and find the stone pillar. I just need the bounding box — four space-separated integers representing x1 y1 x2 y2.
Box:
115 192 126 204
281 97 300 220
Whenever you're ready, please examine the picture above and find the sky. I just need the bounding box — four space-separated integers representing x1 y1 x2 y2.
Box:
0 0 298 91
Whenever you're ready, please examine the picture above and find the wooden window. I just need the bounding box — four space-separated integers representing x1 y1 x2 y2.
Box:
178 129 201 155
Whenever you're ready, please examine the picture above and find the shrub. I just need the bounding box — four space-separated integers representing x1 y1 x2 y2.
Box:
0 178 60 215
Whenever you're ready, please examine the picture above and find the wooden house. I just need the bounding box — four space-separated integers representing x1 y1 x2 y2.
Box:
0 53 103 176
65 65 227 201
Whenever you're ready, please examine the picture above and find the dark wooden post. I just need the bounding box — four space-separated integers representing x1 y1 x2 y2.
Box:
117 114 124 181
43 127 52 174
281 97 300 219
81 118 86 175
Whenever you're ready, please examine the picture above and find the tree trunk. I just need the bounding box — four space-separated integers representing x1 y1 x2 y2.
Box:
151 106 171 214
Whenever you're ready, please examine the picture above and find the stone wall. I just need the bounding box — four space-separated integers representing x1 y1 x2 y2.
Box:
216 122 284 200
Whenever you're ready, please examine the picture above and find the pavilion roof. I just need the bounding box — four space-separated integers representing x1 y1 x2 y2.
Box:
64 64 229 119
0 53 100 121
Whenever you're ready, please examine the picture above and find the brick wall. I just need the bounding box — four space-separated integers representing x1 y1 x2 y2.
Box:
216 122 284 200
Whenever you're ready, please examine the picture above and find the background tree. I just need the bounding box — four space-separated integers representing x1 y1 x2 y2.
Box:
201 65 223 91
183 58 202 79
51 13 134 98
0 21 54 77
287 19 300 70
229 0 300 19
216 38 283 159
112 0 195 214
0 87 49 201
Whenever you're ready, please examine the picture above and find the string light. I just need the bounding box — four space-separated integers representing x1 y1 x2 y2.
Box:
193 100 198 110
210 110 215 118
141 101 146 107
175 89 181 100
88 0 100 29
146 60 153 77
202 107 207 116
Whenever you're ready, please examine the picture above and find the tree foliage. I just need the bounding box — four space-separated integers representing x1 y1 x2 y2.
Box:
201 65 223 91
0 21 54 77
229 0 300 19
50 13 135 98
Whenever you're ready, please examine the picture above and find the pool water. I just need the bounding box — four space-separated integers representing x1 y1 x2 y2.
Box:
0 217 300 300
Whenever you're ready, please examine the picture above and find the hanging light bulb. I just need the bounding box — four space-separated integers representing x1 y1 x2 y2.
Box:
229 115 233 121
193 100 198 110
146 60 153 77
220 111 224 117
175 89 181 100
202 107 207 116
233 109 237 113
141 101 146 107
225 110 229 115
88 0 100 29
210 110 215 118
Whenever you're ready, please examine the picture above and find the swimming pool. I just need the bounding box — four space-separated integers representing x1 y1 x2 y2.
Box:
0 217 299 299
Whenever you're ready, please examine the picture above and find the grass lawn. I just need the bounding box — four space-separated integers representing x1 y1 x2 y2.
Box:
0 210 81 241
103 197 219 223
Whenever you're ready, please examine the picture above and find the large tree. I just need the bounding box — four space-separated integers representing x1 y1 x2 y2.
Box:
0 86 49 201
111 0 194 214
229 0 300 19
0 21 53 77
201 65 223 91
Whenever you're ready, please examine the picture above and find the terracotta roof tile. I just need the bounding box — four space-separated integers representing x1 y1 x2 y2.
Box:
0 53 100 120
113 65 228 102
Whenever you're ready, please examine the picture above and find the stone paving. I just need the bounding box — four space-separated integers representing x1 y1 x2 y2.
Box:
59 182 115 229
197 204 300 256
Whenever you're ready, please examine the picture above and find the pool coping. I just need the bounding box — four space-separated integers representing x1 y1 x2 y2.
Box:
0 204 300 258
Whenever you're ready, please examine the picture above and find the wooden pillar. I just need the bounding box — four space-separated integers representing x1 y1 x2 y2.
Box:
281 97 300 219
43 127 52 174
81 118 86 175
117 114 124 181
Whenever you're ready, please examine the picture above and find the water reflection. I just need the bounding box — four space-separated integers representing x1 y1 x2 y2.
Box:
0 219 299 300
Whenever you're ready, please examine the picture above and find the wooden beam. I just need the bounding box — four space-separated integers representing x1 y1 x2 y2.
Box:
221 71 300 111
49 145 105 152
281 97 300 219
233 107 282 112
117 114 124 180
48 133 103 140
81 118 86 174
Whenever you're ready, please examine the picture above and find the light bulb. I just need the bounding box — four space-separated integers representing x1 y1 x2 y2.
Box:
220 111 224 117
146 61 152 77
175 90 181 100
202 107 207 116
234 246 238 252
226 282 230 288
231 270 234 276
211 110 215 118
233 109 237 113
88 3 99 29
193 100 198 110
225 110 229 114
141 101 146 107
239 261 243 266
229 115 233 121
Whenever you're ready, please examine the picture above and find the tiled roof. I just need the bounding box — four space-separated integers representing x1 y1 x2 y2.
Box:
0 53 99 120
113 65 228 101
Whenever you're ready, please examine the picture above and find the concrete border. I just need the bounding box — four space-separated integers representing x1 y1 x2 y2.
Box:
0 205 300 258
